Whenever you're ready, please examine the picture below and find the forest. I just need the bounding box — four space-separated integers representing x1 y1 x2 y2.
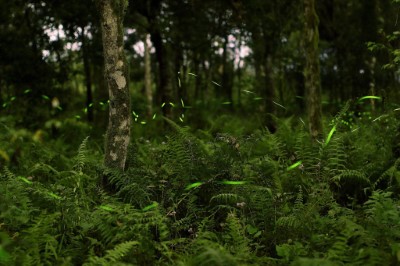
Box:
1 0 400 265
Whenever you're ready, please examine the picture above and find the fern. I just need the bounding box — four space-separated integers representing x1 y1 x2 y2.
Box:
276 187 306 233
223 212 251 257
322 137 347 178
162 117 207 187
74 136 90 173
84 241 139 266
373 157 400 190
210 193 243 206
331 169 369 187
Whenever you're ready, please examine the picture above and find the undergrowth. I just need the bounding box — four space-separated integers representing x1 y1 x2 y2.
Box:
1 104 400 265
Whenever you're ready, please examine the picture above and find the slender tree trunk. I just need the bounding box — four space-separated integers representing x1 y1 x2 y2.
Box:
304 0 323 139
80 26 94 122
251 27 265 97
194 57 201 100
237 34 243 107
152 30 173 118
221 34 233 105
97 0 131 170
144 33 153 117
175 46 188 106
237 64 242 107
264 55 275 114
203 58 213 103
0 81 2 107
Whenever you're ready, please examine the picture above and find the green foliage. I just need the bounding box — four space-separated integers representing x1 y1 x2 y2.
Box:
1 104 400 265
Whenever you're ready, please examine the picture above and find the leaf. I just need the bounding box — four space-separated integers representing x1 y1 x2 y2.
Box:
357 96 381 102
42 95 50 101
222 101 232 105
47 192 61 200
142 202 158 212
324 125 336 147
287 161 302 171
220 180 247 185
246 225 258 234
185 182 203 190
272 101 286 110
0 247 10 263
152 113 157 119
18 176 32 185
242 89 255 94
211 80 221 87
0 150 9 162
99 205 115 212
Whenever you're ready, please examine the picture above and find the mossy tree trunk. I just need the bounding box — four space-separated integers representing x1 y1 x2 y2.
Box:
304 0 323 139
97 0 131 170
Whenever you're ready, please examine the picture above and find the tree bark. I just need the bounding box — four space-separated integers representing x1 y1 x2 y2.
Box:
97 0 131 170
175 45 188 107
151 30 173 118
221 34 233 105
80 26 94 122
304 0 323 139
144 33 153 117
251 26 276 132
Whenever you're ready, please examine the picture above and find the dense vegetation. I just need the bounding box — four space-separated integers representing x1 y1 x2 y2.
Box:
1 0 400 265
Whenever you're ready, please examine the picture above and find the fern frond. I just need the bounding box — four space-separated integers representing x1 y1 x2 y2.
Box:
373 157 400 190
74 136 89 172
332 170 369 187
84 241 138 265
210 193 242 205
2 167 15 179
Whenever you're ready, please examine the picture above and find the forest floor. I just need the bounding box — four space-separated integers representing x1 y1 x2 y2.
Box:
1 103 400 265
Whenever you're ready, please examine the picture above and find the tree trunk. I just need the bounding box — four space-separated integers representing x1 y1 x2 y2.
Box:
144 33 153 117
194 56 201 100
80 26 94 122
251 27 265 97
304 0 323 139
221 34 233 105
97 0 131 170
151 30 173 118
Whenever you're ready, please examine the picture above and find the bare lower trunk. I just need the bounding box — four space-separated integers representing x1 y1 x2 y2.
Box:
304 0 323 139
80 27 94 122
144 34 153 117
152 30 173 118
221 34 233 105
97 0 131 170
